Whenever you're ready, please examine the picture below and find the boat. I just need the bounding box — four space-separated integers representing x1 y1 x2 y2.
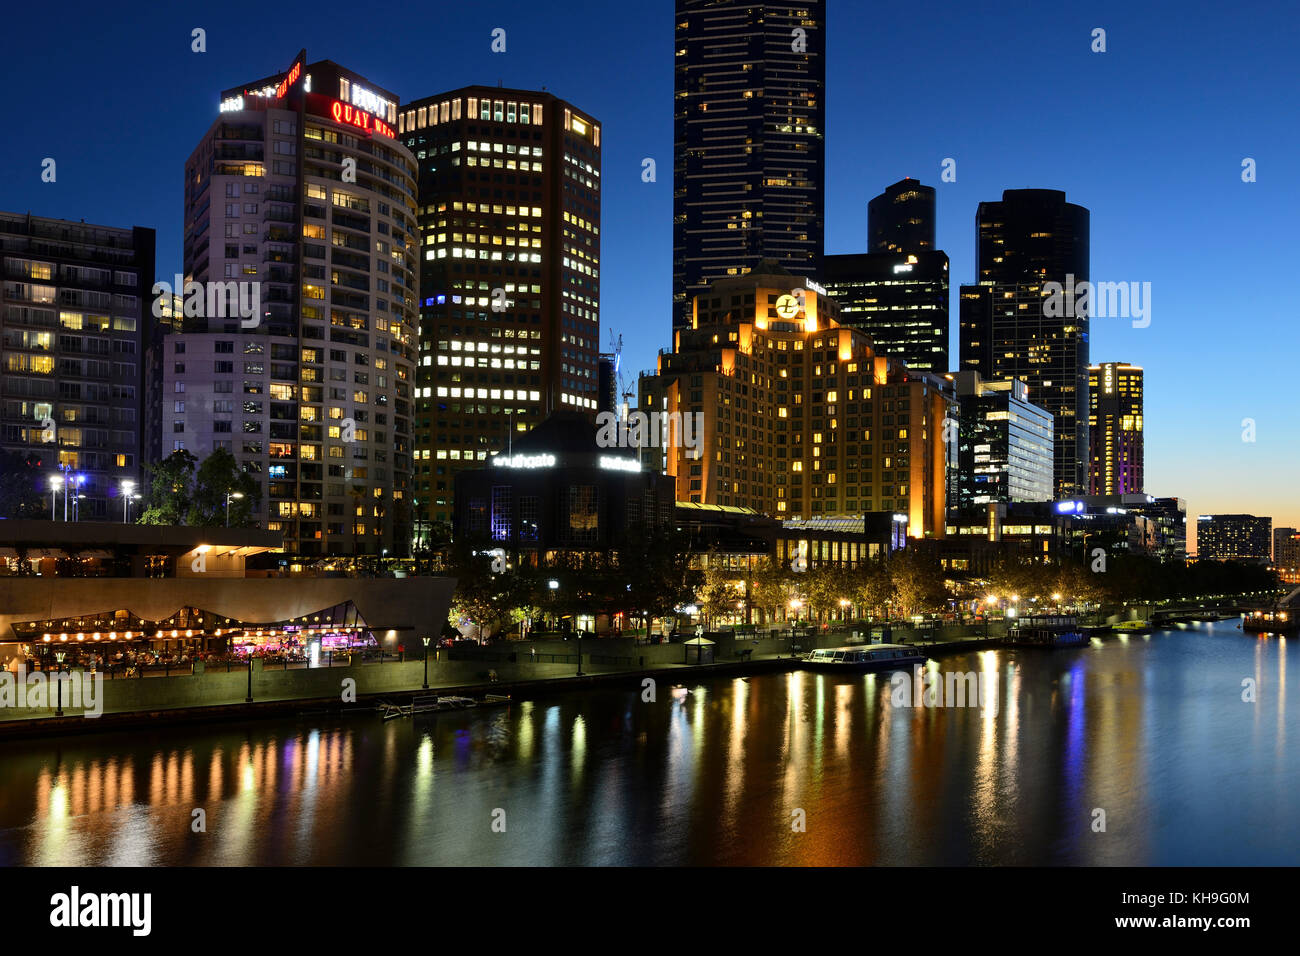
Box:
1112 620 1153 634
1004 615 1089 648
800 643 929 672
378 693 512 720
1241 586 1300 634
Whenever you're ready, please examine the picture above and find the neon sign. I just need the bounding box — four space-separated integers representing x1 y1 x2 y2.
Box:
327 99 395 139
275 59 303 99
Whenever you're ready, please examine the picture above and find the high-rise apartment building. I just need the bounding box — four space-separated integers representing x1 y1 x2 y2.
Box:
640 261 953 537
868 178 935 255
1274 527 1300 583
1 212 155 520
398 87 601 527
170 53 419 556
959 188 1090 496
949 371 1054 510
1088 362 1143 495
672 0 826 331
1196 513 1272 561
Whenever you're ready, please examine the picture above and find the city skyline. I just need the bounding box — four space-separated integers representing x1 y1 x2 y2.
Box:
1 0 1296 539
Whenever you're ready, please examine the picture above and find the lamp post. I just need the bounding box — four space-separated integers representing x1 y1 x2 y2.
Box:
54 650 66 716
49 474 62 520
225 491 244 527
73 492 86 522
121 480 135 522
422 636 431 689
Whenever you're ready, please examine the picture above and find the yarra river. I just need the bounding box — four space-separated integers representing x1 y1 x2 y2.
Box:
2 620 1296 865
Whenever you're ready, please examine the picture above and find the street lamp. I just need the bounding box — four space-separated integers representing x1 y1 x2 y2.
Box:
49 474 62 520
422 636 431 689
54 650 66 716
121 480 135 522
225 491 244 527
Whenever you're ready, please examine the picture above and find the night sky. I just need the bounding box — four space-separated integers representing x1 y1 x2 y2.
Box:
3 0 1296 539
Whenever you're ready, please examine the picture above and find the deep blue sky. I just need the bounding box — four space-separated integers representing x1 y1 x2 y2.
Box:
3 0 1297 539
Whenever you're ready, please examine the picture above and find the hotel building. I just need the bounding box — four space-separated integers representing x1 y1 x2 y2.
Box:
959 189 1090 496
673 0 826 330
1088 361 1143 495
169 53 419 556
1 212 155 520
639 261 954 537
398 87 601 528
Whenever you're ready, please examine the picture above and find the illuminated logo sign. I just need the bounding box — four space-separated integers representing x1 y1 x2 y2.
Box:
327 98 395 138
220 95 245 113
348 82 395 122
803 278 827 297
275 58 303 99
1055 501 1084 514
599 456 641 472
492 453 555 469
892 262 914 274
775 294 800 319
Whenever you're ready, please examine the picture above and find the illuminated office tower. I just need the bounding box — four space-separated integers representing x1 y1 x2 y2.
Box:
673 0 826 331
959 188 1090 496
171 53 419 555
399 87 601 527
1088 362 1143 495
1196 514 1271 561
0 212 155 520
868 178 935 255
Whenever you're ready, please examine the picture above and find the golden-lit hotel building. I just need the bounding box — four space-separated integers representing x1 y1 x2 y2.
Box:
638 261 954 537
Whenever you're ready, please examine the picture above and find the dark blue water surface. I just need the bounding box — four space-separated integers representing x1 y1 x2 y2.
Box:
1 621 1295 865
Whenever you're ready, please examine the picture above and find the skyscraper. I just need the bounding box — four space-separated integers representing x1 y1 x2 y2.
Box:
1 212 155 520
1088 362 1143 495
398 87 601 528
959 188 1090 496
171 53 419 556
824 178 948 372
673 0 826 331
1196 514 1271 561
868 178 935 255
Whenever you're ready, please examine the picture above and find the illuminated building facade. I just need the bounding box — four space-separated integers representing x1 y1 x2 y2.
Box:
640 261 953 537
823 250 949 372
171 54 419 556
672 0 826 331
959 189 1091 496
950 371 1054 509
1196 513 1272 562
399 87 601 528
1274 527 1300 583
1088 362 1143 495
0 212 155 520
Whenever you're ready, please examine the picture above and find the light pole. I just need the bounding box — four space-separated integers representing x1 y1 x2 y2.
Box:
225 491 244 527
73 491 86 522
54 650 66 716
49 474 62 520
121 480 135 522
422 636 431 689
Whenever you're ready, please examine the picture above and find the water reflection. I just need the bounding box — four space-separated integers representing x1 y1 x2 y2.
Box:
1 623 1296 866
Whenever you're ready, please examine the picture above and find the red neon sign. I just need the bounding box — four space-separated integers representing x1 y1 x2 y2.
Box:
328 99 395 139
275 59 303 99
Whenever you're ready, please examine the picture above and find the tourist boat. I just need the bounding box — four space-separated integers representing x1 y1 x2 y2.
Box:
1112 620 1153 635
801 644 929 672
1005 615 1089 648
378 693 512 720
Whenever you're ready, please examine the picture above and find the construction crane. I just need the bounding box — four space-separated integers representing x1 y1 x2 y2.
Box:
607 331 633 422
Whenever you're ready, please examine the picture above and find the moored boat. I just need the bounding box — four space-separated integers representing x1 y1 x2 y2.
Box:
1005 615 1089 648
801 643 929 672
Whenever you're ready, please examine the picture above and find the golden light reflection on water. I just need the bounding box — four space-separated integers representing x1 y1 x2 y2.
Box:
3 627 1297 865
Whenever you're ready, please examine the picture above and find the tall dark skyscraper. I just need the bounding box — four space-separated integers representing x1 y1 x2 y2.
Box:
959 188 1090 496
1088 361 1143 495
824 178 948 372
673 0 825 331
399 87 601 527
868 178 935 255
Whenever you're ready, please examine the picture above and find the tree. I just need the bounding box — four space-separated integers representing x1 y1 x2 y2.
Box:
888 547 947 619
699 564 743 627
188 448 257 527
0 450 46 519
618 525 703 631
138 450 198 525
849 556 893 619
